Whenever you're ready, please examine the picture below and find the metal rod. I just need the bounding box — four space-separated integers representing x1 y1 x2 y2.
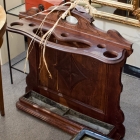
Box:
89 0 91 4
0 62 5 116
12 67 28 75
5 31 13 84
6 3 24 15
11 57 26 67
3 0 14 84
3 0 6 11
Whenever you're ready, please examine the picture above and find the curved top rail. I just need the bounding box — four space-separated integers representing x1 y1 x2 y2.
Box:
7 6 133 63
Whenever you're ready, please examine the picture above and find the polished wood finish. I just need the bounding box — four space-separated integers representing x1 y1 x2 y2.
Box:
0 5 6 116
7 6 133 139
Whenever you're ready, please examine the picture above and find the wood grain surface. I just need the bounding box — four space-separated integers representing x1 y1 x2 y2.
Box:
7 6 133 139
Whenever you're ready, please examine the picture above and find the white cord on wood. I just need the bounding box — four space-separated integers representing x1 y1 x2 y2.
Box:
24 0 97 79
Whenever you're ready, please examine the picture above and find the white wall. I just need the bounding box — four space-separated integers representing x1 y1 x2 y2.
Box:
94 18 140 68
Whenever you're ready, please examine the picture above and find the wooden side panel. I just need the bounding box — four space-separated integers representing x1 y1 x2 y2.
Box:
39 49 106 111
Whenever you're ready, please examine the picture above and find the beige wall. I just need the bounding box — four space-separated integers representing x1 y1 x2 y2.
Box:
0 0 23 10
0 0 25 65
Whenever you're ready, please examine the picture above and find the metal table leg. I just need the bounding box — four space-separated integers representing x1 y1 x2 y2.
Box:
0 61 5 116
6 30 13 84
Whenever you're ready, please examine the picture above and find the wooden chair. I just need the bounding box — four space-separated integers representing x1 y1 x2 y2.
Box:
0 5 6 116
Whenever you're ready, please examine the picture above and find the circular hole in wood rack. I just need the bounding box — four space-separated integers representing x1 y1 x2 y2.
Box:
103 51 118 58
29 23 36 27
10 22 23 26
61 33 69 37
97 44 106 48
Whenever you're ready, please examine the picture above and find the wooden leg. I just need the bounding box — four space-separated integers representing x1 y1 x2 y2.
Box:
0 37 5 116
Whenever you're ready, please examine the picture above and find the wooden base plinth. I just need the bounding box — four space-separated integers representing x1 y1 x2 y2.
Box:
16 99 84 135
16 91 115 138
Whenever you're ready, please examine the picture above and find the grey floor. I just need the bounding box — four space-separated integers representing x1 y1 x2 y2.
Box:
0 56 140 140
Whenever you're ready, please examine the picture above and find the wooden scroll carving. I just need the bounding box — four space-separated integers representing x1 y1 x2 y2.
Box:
0 5 6 116
7 6 133 139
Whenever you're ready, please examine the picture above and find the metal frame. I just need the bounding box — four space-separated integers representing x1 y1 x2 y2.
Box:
92 0 140 27
3 1 27 84
6 4 25 16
